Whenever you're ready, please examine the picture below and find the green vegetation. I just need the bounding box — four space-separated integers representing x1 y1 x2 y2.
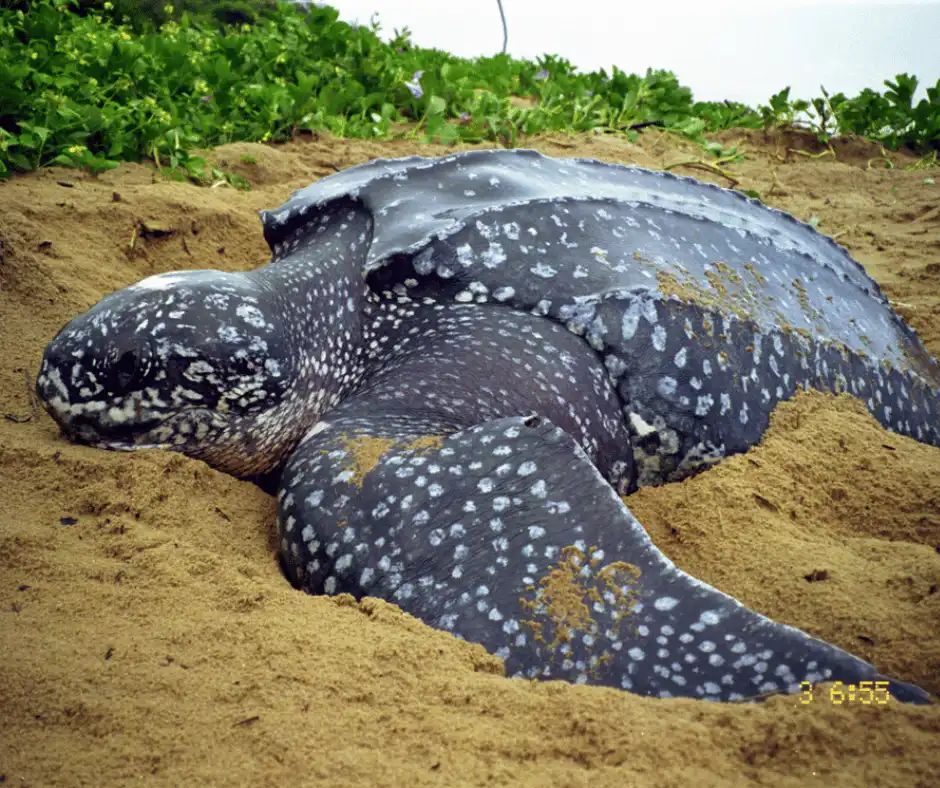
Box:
1 0 937 183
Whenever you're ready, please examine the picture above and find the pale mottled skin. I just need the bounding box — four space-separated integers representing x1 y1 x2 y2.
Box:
37 150 938 704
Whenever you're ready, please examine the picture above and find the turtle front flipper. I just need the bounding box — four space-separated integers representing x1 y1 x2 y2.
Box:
276 412 931 704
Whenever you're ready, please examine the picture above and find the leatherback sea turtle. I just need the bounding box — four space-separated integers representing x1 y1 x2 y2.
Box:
36 149 939 704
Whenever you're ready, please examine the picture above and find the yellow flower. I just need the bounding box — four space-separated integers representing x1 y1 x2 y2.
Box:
67 145 87 155
275 53 287 65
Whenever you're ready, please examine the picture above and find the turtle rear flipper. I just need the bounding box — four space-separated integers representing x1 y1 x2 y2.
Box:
276 411 930 704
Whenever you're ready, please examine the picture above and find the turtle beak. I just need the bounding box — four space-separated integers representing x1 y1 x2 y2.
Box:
36 363 75 433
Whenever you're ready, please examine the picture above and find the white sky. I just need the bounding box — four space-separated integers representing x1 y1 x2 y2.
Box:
327 1 940 106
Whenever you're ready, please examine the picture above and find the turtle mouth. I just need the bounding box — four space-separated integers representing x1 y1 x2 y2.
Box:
48 405 222 453
52 411 165 451
94 425 168 452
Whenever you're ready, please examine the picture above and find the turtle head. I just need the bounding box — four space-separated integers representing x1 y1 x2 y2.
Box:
36 269 306 477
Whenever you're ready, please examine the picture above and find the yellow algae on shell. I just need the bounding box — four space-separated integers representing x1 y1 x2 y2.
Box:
339 434 398 488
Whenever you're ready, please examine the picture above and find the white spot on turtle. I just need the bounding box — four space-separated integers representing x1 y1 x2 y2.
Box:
236 303 266 328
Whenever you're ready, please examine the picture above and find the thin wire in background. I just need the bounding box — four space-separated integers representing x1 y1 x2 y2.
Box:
496 0 508 54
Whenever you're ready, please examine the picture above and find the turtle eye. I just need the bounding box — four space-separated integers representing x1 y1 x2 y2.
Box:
107 340 153 393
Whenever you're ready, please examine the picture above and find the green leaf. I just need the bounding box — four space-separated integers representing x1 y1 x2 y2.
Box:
20 123 52 143
426 95 446 116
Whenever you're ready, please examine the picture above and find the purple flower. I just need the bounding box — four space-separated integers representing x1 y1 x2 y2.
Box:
535 69 550 80
200 94 213 104
404 70 424 99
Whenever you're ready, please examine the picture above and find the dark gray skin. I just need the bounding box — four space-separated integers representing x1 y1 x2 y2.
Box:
36 150 938 704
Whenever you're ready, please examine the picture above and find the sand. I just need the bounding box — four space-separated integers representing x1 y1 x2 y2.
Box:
0 129 938 787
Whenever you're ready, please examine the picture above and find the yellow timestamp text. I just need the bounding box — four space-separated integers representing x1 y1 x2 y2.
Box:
799 680 892 705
